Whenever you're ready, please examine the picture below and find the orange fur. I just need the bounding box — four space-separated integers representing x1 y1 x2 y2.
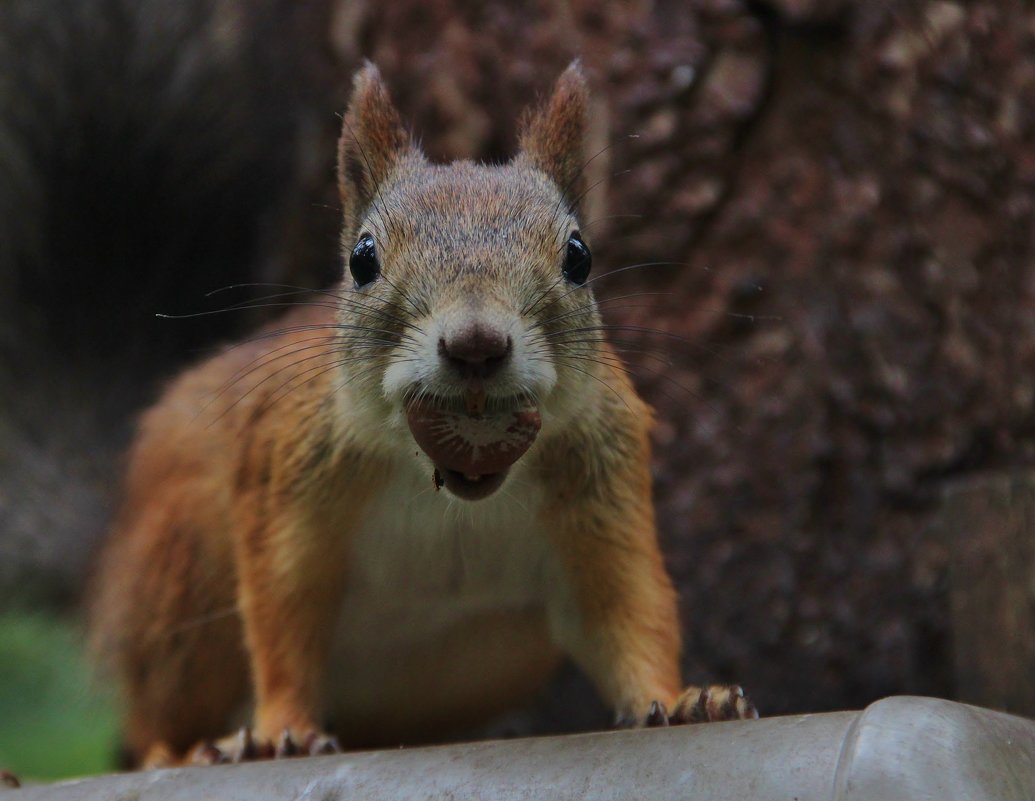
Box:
89 62 738 767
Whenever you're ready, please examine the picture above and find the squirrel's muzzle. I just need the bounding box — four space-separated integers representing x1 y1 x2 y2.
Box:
437 322 513 380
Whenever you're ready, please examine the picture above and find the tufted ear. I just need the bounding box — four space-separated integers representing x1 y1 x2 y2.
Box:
337 62 413 232
517 62 590 212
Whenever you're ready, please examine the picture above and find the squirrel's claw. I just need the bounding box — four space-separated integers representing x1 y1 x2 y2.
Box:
645 700 670 727
615 685 758 730
275 728 299 758
190 740 228 765
189 726 336 765
233 726 275 762
304 730 341 756
669 684 758 724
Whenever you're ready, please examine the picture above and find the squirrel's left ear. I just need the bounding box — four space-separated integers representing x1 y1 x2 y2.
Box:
337 62 415 227
517 61 589 212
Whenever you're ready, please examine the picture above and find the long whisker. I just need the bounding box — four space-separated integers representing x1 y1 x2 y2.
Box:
579 213 644 231
229 322 416 348
203 350 359 427
566 169 630 220
157 301 343 320
377 271 431 318
529 355 633 413
205 283 421 330
339 114 399 241
204 335 418 417
212 335 344 395
523 261 692 320
538 323 696 344
534 291 672 328
555 260 699 305
336 293 423 330
522 272 567 318
183 325 334 360
550 137 635 225
165 605 241 636
540 332 739 367
550 349 733 421
325 360 396 404
551 341 673 369
234 350 391 428
272 358 393 425
259 356 363 415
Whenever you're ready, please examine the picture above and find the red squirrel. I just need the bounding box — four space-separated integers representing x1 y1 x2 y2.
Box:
89 62 756 767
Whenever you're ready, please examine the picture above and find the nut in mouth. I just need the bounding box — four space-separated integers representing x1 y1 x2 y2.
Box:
407 396 541 501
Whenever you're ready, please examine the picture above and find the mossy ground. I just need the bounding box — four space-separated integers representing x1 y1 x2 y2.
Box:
0 613 117 780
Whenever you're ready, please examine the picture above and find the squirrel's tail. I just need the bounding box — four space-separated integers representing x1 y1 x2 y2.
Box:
0 0 320 606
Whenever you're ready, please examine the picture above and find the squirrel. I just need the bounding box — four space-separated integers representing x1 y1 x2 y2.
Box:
88 61 757 767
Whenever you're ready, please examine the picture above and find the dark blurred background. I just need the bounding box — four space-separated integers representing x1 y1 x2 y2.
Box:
2 0 1033 778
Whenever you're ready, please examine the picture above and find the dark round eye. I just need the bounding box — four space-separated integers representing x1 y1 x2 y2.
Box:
349 234 380 287
563 232 591 285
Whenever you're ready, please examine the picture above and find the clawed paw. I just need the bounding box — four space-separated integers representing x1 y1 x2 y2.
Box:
621 684 758 728
189 726 340 765
669 684 757 724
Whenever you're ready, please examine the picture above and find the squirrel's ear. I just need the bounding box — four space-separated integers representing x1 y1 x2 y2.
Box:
337 62 411 221
518 62 589 211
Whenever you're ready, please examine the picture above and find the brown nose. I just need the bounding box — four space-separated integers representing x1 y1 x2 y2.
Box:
438 324 512 379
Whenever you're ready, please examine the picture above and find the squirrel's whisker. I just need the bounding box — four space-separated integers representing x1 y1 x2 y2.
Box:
205 350 361 427
579 212 644 231
209 286 422 331
531 355 633 413
545 328 741 366
212 335 346 395
157 301 346 320
204 335 415 414
534 291 670 328
244 353 389 425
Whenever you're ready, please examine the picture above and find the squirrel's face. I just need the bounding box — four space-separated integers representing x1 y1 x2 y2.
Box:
334 63 599 500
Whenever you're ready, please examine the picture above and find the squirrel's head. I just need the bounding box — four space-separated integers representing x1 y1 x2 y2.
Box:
335 62 601 501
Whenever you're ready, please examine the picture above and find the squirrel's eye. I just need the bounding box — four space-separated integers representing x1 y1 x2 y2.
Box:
349 234 380 287
563 232 591 285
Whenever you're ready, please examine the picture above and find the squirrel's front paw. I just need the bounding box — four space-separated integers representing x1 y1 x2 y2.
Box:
189 726 340 765
621 684 758 728
669 684 757 724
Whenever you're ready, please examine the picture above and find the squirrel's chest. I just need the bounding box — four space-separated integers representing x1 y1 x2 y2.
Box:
332 463 557 654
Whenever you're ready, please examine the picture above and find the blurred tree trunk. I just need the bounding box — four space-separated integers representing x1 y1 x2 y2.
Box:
941 473 1035 718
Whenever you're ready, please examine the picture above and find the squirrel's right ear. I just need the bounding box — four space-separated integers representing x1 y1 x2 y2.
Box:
337 63 413 223
517 62 590 212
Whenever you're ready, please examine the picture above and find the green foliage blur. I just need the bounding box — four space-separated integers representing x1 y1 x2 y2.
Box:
0 613 117 780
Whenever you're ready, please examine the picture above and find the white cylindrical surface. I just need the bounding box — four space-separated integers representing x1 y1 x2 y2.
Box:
9 697 1035 800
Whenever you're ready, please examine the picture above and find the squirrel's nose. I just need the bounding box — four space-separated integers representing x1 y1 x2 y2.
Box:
438 324 512 379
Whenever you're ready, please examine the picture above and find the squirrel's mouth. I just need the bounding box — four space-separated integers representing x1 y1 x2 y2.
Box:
406 397 541 501
434 467 510 501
